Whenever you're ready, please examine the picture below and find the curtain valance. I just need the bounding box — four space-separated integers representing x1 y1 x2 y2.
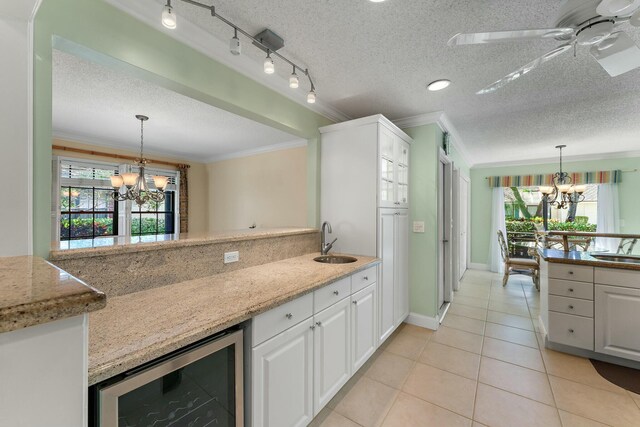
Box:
487 170 622 188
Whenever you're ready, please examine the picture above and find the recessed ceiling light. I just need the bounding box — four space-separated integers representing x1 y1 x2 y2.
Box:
369 0 386 2
427 79 451 91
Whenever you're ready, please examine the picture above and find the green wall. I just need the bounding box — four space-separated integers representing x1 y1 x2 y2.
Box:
403 124 442 318
447 142 470 178
470 156 640 266
33 0 332 256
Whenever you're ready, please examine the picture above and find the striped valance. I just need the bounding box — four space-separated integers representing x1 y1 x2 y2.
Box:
487 170 622 188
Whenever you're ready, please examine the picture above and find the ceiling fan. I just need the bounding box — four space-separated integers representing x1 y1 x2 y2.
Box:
448 0 640 94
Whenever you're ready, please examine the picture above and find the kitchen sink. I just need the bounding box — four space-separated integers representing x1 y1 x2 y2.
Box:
590 254 640 264
313 255 358 264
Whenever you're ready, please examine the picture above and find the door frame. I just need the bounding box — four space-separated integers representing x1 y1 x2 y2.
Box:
438 149 453 315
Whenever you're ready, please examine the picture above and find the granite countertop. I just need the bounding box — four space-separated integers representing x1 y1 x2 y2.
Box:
88 252 379 385
0 256 106 333
539 248 640 271
50 227 318 261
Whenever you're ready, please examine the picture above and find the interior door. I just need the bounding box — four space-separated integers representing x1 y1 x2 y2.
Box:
459 176 470 279
452 168 460 292
438 154 453 315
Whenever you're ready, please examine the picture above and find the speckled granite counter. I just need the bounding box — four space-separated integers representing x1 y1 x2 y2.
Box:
88 252 379 385
539 248 640 271
0 256 105 333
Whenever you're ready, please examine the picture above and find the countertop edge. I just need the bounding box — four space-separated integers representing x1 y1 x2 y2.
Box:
539 249 640 271
87 258 380 385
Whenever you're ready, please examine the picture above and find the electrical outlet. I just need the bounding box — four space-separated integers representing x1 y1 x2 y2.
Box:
413 221 425 233
224 251 239 264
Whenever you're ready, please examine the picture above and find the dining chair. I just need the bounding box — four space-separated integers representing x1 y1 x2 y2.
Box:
617 238 638 255
498 230 540 290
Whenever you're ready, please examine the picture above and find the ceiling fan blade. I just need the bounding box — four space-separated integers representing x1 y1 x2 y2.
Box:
596 0 640 17
477 44 572 95
590 31 640 76
448 28 574 46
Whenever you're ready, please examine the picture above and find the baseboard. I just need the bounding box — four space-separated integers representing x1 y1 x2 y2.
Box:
405 312 439 331
469 263 489 271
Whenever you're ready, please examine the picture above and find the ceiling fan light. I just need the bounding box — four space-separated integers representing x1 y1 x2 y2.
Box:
427 79 451 91
161 1 176 29
596 0 640 16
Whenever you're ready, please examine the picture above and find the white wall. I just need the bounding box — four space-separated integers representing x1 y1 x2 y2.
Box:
0 1 38 255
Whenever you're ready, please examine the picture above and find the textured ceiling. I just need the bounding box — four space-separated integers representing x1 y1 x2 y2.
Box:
159 0 640 165
52 50 301 162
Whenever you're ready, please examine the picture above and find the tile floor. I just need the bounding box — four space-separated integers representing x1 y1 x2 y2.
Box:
309 269 640 427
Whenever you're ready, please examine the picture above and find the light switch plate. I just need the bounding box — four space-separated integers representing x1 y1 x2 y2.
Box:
224 251 240 263
413 221 425 233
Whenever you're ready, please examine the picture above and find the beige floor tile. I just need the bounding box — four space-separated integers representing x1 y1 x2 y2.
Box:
419 341 481 380
402 363 477 418
541 348 627 394
396 322 434 340
482 337 545 372
442 313 486 335
484 322 539 348
489 292 528 305
327 373 361 409
309 407 363 427
486 310 534 331
472 423 488 427
490 286 525 297
431 326 484 354
549 376 640 427
334 376 399 427
448 304 488 321
363 351 414 389
557 410 610 427
630 391 640 409
453 295 489 309
478 357 554 405
381 392 472 427
384 332 427 360
456 286 490 299
488 300 531 317
474 383 561 427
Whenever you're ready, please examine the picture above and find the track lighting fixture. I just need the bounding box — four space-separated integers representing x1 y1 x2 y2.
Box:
289 66 299 88
264 51 275 74
230 28 241 55
161 0 318 103
161 0 176 29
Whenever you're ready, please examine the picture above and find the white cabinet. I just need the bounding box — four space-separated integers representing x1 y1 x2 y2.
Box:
595 284 640 362
394 210 410 325
313 297 351 413
252 318 314 427
378 210 396 343
351 283 378 372
379 125 410 208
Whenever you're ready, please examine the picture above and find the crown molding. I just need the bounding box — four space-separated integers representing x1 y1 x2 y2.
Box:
103 0 350 123
206 139 308 163
319 113 411 142
473 150 640 169
392 111 445 129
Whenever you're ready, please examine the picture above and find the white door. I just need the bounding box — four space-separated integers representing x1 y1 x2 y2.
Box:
351 283 377 372
394 210 409 325
595 284 640 362
252 318 314 427
452 168 461 292
459 175 470 279
313 297 351 414
378 209 395 342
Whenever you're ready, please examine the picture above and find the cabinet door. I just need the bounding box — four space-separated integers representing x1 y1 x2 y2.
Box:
378 209 395 343
394 210 410 325
351 283 377 372
252 318 314 427
395 139 410 207
313 298 351 414
379 126 396 208
595 284 640 362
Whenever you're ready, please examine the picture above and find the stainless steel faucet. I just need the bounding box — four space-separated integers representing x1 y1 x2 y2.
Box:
321 221 337 255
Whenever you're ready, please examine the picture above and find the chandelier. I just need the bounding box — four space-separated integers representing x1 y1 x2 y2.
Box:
539 145 585 209
109 115 168 205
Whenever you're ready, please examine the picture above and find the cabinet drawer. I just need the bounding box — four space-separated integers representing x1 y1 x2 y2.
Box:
252 293 313 347
549 295 594 317
548 311 594 350
351 266 377 293
549 279 593 300
595 267 640 290
549 263 593 283
314 277 350 314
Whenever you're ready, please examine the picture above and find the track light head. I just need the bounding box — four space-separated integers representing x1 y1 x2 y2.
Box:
264 52 275 74
289 67 299 88
307 88 316 104
162 0 176 29
230 29 241 55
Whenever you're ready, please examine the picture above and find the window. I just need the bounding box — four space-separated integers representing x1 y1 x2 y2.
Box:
54 158 180 244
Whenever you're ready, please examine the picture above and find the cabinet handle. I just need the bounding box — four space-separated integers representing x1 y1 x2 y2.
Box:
333 290 339 296
285 313 293 320
352 300 358 305
568 329 574 333
363 276 369 281
568 271 574 275
568 288 574 292
568 305 574 310
310 325 315 330
316 321 322 327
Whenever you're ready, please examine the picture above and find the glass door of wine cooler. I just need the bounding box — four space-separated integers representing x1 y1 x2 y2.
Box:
98 330 243 427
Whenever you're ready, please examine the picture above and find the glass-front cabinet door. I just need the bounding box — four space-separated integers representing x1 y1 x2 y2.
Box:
379 127 396 207
396 140 410 207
